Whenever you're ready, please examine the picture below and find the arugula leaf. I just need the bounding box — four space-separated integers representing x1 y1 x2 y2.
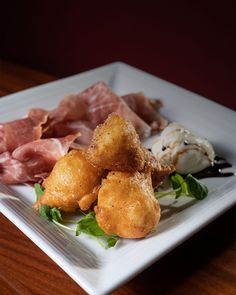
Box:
107 236 119 248
34 183 44 201
34 183 63 222
181 181 188 194
155 173 208 200
39 204 51 220
34 184 118 249
171 173 184 189
39 205 63 222
76 211 119 248
185 174 208 200
76 212 105 236
50 208 63 222
170 173 184 198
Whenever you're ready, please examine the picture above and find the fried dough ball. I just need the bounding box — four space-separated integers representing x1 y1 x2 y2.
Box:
95 171 160 238
86 113 145 171
35 150 102 212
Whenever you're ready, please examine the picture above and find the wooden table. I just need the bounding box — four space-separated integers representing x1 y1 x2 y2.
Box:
0 60 235 295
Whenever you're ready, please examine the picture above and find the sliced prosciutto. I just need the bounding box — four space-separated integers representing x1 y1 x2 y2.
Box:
44 121 93 147
0 108 48 154
0 152 30 184
0 80 168 185
49 94 87 123
0 134 78 184
122 93 168 132
43 94 87 137
78 81 152 138
43 81 152 139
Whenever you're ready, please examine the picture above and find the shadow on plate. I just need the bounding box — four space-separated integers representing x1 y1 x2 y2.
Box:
156 198 197 234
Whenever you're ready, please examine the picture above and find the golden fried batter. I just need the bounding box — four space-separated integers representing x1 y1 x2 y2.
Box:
142 147 175 187
78 185 100 211
95 171 160 238
35 150 102 212
86 113 145 171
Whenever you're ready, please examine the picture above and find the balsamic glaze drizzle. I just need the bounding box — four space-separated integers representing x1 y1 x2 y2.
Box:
192 156 235 179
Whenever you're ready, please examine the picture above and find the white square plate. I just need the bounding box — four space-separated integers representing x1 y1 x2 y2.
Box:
0 62 236 295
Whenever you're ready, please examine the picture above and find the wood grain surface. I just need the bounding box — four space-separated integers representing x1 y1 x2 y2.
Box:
0 59 235 295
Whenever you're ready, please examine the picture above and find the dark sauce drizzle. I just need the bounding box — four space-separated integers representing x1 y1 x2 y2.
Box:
192 156 235 179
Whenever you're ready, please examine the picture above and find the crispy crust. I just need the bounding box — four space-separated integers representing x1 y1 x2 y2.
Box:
86 113 145 171
95 171 160 238
35 150 102 212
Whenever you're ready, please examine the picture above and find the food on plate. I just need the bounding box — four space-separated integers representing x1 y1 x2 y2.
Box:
86 113 145 171
0 135 78 184
34 114 174 242
34 150 103 212
122 92 168 131
0 81 167 185
77 185 101 211
155 172 209 200
63 81 150 138
42 94 89 139
48 94 88 123
142 147 175 187
86 113 174 182
151 123 215 174
0 108 48 153
44 120 94 147
43 81 167 142
95 171 160 238
0 80 216 249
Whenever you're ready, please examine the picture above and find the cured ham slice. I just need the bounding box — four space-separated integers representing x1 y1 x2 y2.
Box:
44 121 93 147
79 81 151 138
66 121 93 146
49 94 87 123
43 81 152 139
0 135 78 184
0 108 48 154
43 95 87 137
0 80 168 185
0 152 30 184
122 93 168 132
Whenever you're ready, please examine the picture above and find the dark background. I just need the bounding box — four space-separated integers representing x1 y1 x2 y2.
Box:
1 1 236 110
